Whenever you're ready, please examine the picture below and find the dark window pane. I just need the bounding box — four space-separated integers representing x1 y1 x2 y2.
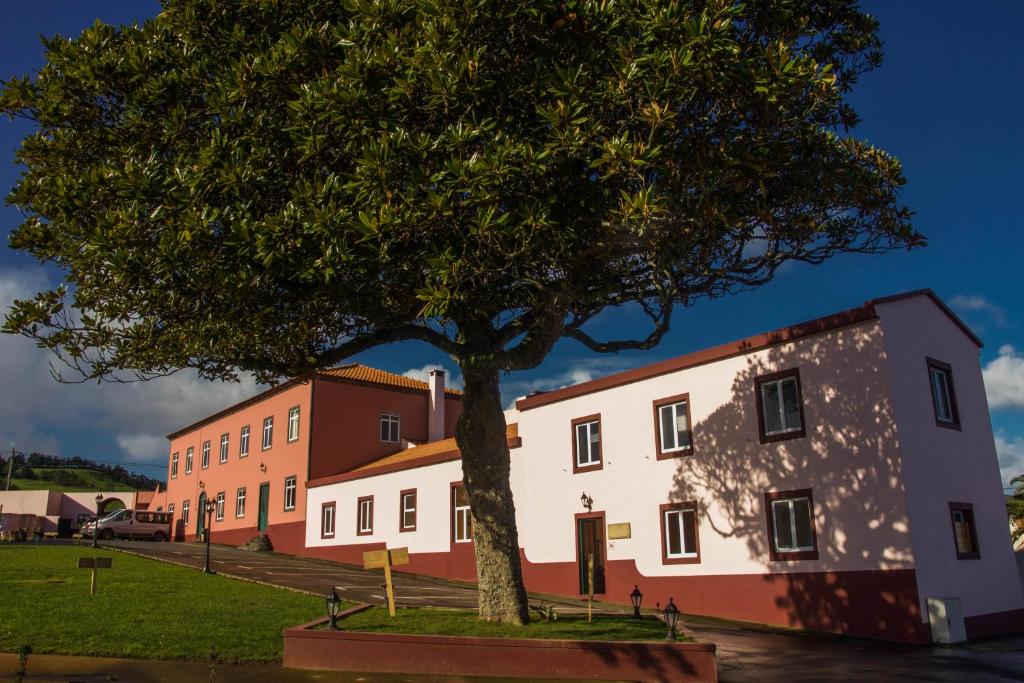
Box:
682 509 697 555
794 498 813 548
660 405 675 450
782 378 801 430
666 511 681 555
773 501 793 550
763 382 782 434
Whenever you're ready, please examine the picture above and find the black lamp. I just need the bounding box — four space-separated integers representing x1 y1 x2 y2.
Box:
202 500 216 574
326 588 342 629
630 585 643 618
663 597 679 640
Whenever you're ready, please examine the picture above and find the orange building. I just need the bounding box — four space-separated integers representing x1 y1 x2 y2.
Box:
163 365 460 553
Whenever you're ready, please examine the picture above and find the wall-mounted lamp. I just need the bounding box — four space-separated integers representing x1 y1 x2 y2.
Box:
580 492 594 512
198 480 205 490
260 463 267 474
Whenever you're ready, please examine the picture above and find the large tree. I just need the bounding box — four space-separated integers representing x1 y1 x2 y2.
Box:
2 0 920 623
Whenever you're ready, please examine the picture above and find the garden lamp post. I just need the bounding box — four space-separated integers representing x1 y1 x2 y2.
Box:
326 588 342 629
663 598 680 641
93 493 102 548
630 585 643 618
203 499 216 574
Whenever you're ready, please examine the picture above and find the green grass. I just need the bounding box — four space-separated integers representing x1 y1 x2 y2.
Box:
0 545 331 662
332 606 685 642
9 468 137 492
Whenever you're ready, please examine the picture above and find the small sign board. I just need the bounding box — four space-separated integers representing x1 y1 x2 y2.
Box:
608 522 632 540
362 547 409 569
78 557 112 569
388 547 410 567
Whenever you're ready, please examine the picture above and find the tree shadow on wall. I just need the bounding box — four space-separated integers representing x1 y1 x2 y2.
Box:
669 324 926 641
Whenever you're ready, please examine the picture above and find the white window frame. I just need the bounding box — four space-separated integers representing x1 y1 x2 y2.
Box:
184 447 194 474
380 414 400 443
453 485 472 543
658 400 692 453
262 416 274 450
321 503 336 538
284 476 297 511
182 500 190 525
236 487 246 518
168 502 175 516
358 497 374 534
663 507 699 559
288 406 300 442
171 452 178 478
215 492 225 521
201 440 210 469
240 425 250 458
575 420 601 468
401 491 417 530
219 433 229 464
771 497 814 552
760 376 803 436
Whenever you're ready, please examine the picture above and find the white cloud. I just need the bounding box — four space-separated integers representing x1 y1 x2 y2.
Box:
950 294 1007 326
983 344 1024 410
500 357 642 408
0 267 260 470
402 363 464 391
995 431 1024 489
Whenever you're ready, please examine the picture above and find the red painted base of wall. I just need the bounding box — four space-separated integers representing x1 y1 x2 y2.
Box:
965 608 1024 640
284 612 717 682
179 521 307 554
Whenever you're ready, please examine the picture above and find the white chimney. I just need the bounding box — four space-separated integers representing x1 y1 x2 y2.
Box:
428 369 445 442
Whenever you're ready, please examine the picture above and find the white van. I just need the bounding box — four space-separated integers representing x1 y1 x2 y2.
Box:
82 509 171 542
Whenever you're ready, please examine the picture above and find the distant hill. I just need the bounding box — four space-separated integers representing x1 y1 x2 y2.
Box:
1 452 164 493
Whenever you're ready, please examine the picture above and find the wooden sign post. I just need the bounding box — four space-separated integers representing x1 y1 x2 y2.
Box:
78 557 112 595
362 547 409 617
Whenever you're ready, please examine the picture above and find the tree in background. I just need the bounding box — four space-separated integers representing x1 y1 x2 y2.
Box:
2 0 920 623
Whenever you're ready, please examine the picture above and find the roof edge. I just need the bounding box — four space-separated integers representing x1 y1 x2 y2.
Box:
868 288 983 348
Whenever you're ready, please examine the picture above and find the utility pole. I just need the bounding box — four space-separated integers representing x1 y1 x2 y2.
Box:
5 445 14 491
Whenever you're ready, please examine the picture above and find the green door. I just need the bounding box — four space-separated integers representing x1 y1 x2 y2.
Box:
196 492 207 537
257 483 270 532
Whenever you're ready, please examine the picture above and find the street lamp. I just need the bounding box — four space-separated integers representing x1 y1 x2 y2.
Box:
326 588 342 629
663 597 680 641
202 499 216 574
93 494 102 548
630 585 643 618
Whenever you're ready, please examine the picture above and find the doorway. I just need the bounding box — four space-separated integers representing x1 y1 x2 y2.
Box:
576 513 606 595
258 483 270 532
196 492 207 537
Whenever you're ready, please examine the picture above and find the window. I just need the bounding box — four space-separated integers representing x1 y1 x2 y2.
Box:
240 425 250 458
168 503 175 516
380 414 400 443
284 476 297 511
219 433 229 464
262 417 274 450
571 414 602 472
184 447 194 474
765 489 818 561
288 406 300 442
170 452 179 478
357 496 374 535
182 500 190 525
236 487 246 518
321 502 336 538
400 489 417 532
928 358 960 429
452 484 473 543
660 502 700 564
201 440 210 469
949 502 979 559
755 369 805 443
215 492 225 521
654 394 693 458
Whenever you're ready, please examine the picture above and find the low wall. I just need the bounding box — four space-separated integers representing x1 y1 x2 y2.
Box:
284 608 717 683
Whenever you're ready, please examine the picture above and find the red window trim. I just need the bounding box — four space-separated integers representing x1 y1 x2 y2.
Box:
659 501 701 565
356 495 374 536
320 501 335 539
764 488 819 561
949 501 980 560
652 393 694 460
754 368 807 444
927 358 961 430
399 488 417 532
571 413 603 474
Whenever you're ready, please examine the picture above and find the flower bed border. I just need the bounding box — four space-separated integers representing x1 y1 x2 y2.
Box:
283 604 717 682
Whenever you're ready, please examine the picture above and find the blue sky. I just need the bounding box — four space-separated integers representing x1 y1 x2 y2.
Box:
0 2 1021 485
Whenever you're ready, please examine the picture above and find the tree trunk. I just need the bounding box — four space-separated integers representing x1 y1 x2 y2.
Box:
455 361 530 624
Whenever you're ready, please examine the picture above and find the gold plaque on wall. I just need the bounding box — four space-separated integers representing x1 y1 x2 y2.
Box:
607 522 631 540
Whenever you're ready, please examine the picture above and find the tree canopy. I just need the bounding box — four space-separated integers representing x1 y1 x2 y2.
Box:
2 0 920 622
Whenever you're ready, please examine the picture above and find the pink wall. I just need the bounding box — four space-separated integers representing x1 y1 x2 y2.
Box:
164 382 313 544
876 296 1024 620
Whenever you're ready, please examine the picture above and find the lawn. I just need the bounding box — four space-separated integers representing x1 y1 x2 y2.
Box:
0 545 330 662
332 606 685 642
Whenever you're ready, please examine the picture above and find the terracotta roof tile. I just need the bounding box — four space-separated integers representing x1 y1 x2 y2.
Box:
349 423 519 473
318 364 462 397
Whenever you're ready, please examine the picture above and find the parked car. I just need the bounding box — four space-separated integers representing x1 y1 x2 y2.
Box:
81 509 171 541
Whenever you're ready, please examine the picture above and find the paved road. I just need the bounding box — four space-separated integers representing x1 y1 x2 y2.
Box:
107 540 1024 682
